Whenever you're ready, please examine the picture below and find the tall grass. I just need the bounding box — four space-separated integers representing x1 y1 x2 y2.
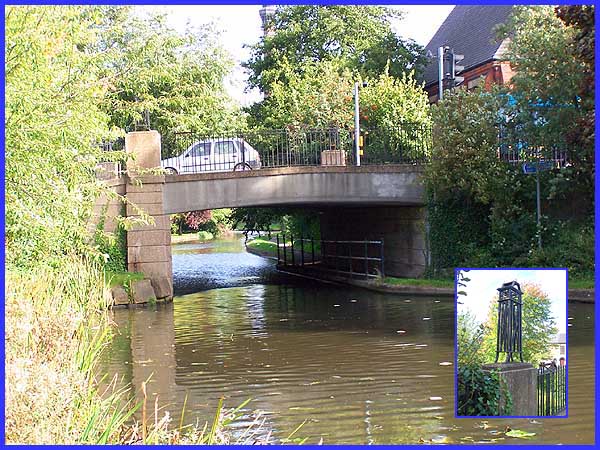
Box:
5 257 129 443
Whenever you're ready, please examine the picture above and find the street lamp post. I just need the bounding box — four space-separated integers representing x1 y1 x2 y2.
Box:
354 81 368 166
354 82 361 166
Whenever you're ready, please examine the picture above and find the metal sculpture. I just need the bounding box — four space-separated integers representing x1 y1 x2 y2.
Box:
495 280 524 363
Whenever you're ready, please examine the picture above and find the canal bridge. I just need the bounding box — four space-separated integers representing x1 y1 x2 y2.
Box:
98 128 431 301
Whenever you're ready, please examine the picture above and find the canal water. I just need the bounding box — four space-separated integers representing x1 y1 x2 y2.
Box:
102 235 594 444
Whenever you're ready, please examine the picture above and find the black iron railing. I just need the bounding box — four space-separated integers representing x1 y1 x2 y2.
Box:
162 124 432 172
95 138 125 180
537 362 567 416
276 234 384 279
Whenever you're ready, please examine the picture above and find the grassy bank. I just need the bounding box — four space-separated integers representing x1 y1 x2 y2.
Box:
171 231 215 245
383 277 454 289
247 237 278 254
6 259 125 443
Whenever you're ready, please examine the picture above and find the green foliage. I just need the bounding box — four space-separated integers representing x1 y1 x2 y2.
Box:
457 311 487 367
245 5 424 93
229 207 321 242
498 5 593 210
197 231 214 242
5 6 119 268
249 60 355 129
426 87 593 273
94 225 127 274
95 7 245 146
457 365 512 416
360 70 431 128
480 283 558 364
229 207 283 237
281 211 320 240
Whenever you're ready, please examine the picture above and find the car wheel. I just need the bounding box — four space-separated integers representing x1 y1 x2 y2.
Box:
164 167 178 175
233 162 252 171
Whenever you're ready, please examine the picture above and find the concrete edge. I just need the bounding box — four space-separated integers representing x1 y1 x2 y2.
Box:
245 246 278 261
166 164 425 183
257 252 595 301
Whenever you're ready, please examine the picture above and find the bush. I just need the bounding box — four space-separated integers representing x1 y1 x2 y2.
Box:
457 365 512 416
197 231 214 241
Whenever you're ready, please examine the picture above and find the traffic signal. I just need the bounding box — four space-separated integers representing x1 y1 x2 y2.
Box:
452 52 465 87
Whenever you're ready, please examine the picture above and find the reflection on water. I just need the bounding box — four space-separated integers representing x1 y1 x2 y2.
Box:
101 237 595 444
172 234 285 295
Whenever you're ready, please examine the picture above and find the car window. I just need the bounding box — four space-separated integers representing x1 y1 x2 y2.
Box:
188 142 210 157
214 141 236 155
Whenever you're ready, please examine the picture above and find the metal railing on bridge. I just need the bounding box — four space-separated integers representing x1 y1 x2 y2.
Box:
276 234 385 280
498 142 569 169
162 124 432 171
537 362 567 416
95 138 125 180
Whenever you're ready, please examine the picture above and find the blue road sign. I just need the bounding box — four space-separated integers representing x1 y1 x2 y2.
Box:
522 161 555 174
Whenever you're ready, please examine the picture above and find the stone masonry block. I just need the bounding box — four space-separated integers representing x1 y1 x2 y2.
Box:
128 174 165 185
126 191 164 205
125 131 161 169
127 230 171 247
151 276 173 299
111 285 130 306
125 181 164 193
131 279 157 304
128 215 171 232
128 245 171 264
128 261 172 280
126 202 165 217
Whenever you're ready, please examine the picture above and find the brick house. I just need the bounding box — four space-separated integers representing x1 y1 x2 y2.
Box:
422 5 515 103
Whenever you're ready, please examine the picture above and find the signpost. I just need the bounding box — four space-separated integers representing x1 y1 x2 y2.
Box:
522 160 555 250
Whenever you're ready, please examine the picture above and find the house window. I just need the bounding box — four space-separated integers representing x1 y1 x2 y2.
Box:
467 75 486 90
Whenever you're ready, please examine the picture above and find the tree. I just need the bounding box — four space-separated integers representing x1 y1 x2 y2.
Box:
244 5 425 93
95 7 246 155
425 13 595 273
479 283 558 364
247 60 355 130
5 6 116 267
498 5 594 211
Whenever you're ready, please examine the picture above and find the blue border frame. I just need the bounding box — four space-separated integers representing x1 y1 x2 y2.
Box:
454 267 570 420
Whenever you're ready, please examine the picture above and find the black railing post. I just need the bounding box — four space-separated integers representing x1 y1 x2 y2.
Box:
291 235 295 266
364 240 368 279
348 242 353 278
301 237 305 266
277 234 280 264
311 237 315 265
335 241 339 272
380 238 385 278
283 233 287 266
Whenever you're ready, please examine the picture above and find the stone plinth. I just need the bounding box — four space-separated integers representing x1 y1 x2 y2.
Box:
482 362 537 416
125 130 173 301
321 150 346 166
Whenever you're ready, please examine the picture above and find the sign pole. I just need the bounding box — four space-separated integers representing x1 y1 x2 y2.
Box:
354 82 361 166
536 162 542 250
438 46 444 101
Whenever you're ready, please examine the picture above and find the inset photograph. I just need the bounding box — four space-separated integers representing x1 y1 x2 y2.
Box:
455 269 567 418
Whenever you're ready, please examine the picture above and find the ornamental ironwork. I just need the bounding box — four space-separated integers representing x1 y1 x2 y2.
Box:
495 280 524 363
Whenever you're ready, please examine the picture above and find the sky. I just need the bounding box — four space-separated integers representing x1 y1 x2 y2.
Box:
136 5 455 106
457 269 568 335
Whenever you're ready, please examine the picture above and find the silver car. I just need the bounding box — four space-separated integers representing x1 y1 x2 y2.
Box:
161 138 261 174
